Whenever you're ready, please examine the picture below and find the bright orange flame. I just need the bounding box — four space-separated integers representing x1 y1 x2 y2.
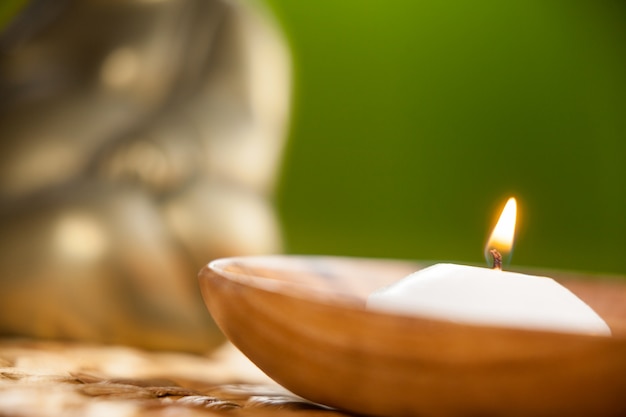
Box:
485 197 517 264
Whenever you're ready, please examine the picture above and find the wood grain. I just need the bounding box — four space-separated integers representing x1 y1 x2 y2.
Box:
0 339 343 417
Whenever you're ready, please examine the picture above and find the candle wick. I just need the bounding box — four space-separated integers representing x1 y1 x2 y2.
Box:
490 249 502 271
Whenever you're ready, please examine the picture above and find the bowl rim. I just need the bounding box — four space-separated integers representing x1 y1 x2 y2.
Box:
204 254 626 341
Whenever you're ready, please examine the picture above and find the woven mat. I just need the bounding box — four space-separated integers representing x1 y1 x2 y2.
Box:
0 339 350 417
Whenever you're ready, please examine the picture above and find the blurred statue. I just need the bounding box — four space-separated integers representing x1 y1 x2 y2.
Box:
0 0 290 352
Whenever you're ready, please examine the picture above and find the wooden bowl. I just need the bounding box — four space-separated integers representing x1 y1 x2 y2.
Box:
198 255 626 417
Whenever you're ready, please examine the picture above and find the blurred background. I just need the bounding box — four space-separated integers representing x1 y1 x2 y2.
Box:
0 0 290 351
0 0 624 353
267 0 626 274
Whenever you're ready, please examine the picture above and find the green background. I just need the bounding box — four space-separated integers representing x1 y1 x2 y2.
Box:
268 0 626 274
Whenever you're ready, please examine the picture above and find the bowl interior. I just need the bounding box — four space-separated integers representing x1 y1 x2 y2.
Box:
208 255 626 335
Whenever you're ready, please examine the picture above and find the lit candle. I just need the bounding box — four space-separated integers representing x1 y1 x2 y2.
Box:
367 198 611 336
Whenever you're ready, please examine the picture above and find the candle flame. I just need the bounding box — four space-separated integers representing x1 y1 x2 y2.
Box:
484 197 517 267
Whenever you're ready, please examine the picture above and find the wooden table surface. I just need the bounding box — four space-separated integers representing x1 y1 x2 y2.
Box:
0 338 350 417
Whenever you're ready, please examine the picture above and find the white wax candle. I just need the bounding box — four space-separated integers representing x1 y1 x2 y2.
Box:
367 263 611 336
